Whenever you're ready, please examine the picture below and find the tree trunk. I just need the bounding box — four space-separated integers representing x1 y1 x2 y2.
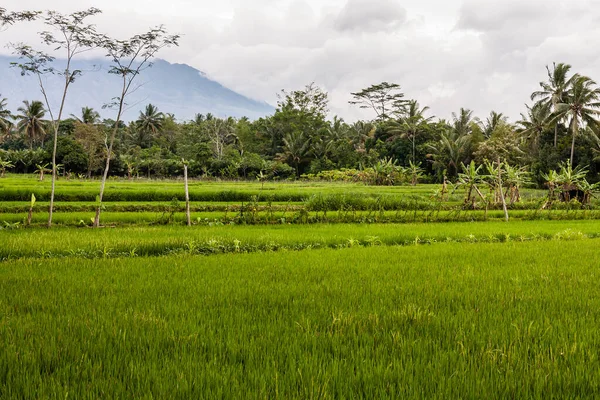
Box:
554 124 558 148
570 117 578 165
94 79 126 228
497 158 509 222
184 162 191 227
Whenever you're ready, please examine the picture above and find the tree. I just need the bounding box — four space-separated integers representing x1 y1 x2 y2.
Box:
426 128 472 180
94 25 179 227
386 100 433 163
551 75 600 165
452 108 476 136
136 103 164 138
10 7 104 228
480 111 508 139
517 102 553 152
15 100 47 149
280 131 311 178
531 63 575 147
349 82 406 121
71 106 101 124
73 122 105 177
0 7 39 29
0 96 13 141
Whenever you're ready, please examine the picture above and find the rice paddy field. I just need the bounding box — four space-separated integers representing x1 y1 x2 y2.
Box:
2 174 600 398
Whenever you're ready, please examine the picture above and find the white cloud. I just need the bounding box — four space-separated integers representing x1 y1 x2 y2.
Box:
1 0 600 122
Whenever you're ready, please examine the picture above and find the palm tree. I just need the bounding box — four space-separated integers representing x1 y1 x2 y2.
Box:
480 111 507 138
517 102 553 152
0 96 13 140
426 129 472 179
551 75 600 164
452 108 476 136
71 106 100 124
136 104 164 138
15 100 46 149
531 62 575 147
386 100 433 163
281 131 311 177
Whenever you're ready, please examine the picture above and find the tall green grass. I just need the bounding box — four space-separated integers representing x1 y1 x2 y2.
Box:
2 241 600 398
2 220 600 260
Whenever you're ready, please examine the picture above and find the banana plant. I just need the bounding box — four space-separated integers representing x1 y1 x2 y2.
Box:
504 164 531 205
455 161 487 207
34 163 51 181
408 161 425 186
557 161 588 201
0 159 14 177
541 170 562 207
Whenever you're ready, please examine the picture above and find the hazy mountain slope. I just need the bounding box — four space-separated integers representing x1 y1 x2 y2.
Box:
0 56 274 121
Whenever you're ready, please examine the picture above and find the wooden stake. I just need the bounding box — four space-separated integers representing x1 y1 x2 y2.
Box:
497 158 509 222
183 160 191 227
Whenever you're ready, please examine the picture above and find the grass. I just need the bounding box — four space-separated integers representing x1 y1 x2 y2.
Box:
2 241 600 398
2 173 600 397
0 174 550 204
2 220 600 260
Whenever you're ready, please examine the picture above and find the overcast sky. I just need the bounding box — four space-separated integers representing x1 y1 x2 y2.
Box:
2 0 599 121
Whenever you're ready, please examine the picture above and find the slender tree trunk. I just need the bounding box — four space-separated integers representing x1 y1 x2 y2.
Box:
94 81 126 228
498 158 509 222
554 124 558 148
570 117 578 165
46 68 70 229
184 162 191 226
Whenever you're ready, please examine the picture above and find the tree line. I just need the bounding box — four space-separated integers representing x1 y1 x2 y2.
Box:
1 7 600 226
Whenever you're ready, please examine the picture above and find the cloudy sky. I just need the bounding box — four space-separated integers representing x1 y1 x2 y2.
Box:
2 0 600 121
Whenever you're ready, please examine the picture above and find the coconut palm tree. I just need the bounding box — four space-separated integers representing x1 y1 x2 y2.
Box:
281 131 311 177
386 100 434 163
426 128 472 179
551 75 600 164
531 62 575 147
517 102 553 152
452 108 476 136
0 96 13 140
136 104 164 138
71 106 100 124
15 100 47 149
480 111 507 139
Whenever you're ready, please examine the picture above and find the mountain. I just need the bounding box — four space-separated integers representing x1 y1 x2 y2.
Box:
0 56 275 121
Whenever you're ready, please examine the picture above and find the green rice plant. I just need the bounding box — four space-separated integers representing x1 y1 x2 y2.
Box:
3 241 600 397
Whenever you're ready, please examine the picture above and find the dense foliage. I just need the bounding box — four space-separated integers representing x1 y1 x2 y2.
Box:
1 64 600 185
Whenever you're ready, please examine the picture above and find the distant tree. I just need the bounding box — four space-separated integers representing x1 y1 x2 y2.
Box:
426 128 472 180
0 96 13 141
136 104 164 137
0 7 39 29
281 131 311 178
73 122 105 177
71 106 101 124
550 75 600 165
15 100 47 149
10 7 104 228
349 82 406 121
94 25 179 227
480 111 508 139
517 102 553 153
386 100 433 163
531 63 575 147
452 108 476 136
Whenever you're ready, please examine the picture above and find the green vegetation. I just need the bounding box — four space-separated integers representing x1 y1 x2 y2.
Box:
3 241 600 398
3 6 600 399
